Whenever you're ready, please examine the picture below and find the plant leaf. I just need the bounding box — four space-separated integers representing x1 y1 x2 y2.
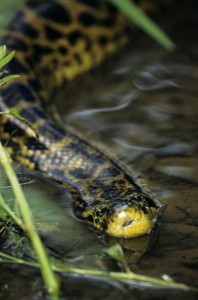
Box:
0 74 19 86
8 107 39 138
0 45 6 61
0 50 15 69
103 244 125 263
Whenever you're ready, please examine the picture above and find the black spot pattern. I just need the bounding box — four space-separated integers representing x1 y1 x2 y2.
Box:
68 30 84 45
26 137 47 151
58 46 68 55
22 24 39 38
34 2 71 24
44 25 63 41
1 120 25 138
32 44 53 63
78 12 97 26
69 168 91 180
98 36 109 46
99 166 121 178
77 0 100 9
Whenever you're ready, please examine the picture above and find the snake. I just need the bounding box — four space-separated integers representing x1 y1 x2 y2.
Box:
0 0 161 238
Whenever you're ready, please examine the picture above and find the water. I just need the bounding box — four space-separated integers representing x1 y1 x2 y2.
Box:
0 1 198 299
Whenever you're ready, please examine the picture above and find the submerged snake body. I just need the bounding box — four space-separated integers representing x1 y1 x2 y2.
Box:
0 0 160 238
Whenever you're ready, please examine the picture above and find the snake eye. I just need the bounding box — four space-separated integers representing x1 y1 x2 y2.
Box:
122 219 133 227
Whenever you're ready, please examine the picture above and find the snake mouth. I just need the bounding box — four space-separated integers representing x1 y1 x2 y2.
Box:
106 205 158 238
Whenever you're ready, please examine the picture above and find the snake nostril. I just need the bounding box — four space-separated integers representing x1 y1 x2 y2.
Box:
122 219 133 227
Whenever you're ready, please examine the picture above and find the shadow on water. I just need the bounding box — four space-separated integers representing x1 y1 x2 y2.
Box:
0 1 198 299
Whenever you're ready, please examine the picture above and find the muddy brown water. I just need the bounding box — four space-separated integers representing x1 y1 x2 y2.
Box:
0 1 198 299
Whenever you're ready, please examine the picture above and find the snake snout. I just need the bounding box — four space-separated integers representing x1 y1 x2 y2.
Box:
106 204 158 238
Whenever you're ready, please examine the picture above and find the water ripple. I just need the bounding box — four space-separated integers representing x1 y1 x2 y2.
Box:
67 90 139 121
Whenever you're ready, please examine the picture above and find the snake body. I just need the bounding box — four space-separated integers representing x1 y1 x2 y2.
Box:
0 0 160 238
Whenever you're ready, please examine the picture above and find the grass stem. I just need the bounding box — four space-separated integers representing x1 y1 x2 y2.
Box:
0 142 60 299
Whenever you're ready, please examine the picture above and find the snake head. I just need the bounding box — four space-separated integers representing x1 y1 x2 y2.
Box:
80 189 159 239
105 193 159 238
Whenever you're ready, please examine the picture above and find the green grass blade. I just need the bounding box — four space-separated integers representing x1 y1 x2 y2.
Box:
109 0 175 50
